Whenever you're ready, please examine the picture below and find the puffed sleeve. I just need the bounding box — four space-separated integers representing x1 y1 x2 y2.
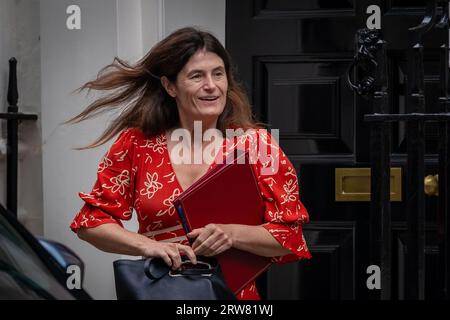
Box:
70 128 138 233
250 129 312 264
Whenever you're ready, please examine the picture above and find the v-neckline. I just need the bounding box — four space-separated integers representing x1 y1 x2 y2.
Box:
162 131 226 193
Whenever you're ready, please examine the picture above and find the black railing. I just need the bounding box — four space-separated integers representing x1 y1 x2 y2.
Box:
0 58 38 217
350 0 450 299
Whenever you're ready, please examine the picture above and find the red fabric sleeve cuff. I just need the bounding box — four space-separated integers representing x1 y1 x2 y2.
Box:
70 205 124 233
262 222 312 264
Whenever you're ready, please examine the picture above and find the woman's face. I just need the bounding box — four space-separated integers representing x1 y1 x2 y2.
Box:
163 49 228 126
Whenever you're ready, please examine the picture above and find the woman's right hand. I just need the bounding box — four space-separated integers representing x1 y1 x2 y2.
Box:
142 240 197 270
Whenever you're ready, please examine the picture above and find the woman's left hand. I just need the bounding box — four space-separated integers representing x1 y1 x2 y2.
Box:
186 224 233 256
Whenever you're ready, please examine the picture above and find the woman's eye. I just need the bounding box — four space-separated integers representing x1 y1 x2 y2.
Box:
191 74 202 80
214 72 224 77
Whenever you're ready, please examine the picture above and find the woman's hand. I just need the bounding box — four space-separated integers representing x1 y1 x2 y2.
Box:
187 224 233 256
141 240 197 270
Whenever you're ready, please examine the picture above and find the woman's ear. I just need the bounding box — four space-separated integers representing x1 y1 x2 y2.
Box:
161 76 177 98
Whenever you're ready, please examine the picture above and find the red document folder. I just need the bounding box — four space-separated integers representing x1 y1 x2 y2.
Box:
173 151 272 294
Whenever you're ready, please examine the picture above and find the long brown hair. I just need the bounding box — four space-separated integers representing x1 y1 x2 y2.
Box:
66 27 262 149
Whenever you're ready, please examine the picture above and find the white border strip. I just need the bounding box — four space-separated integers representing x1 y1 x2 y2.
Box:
142 224 183 237
159 236 188 243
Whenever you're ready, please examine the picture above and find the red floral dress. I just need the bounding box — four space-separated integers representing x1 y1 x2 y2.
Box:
70 127 311 300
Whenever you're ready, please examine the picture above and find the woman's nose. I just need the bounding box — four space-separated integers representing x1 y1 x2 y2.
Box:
202 75 217 90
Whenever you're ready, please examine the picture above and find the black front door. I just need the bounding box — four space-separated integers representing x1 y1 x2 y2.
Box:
226 0 445 299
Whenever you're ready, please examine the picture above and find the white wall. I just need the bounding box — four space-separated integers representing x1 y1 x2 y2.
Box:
164 0 225 44
41 0 225 300
0 0 43 235
40 0 157 299
41 0 120 300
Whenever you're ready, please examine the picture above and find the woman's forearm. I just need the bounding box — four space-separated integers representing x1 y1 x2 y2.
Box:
77 223 150 256
78 222 291 259
223 224 292 258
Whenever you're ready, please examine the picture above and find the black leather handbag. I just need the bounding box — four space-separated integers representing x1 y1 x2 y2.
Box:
113 256 236 300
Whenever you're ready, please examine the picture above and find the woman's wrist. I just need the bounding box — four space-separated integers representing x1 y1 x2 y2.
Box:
218 224 236 248
135 235 156 257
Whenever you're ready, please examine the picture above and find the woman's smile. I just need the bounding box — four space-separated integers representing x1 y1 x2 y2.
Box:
198 95 221 106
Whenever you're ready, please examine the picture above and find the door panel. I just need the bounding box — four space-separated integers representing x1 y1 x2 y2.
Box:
255 58 354 155
265 222 355 300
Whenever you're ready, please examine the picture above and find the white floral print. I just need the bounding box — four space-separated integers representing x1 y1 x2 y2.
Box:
102 170 130 196
140 172 163 199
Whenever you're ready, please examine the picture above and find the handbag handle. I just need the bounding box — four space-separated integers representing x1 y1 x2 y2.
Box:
169 260 217 277
144 258 219 280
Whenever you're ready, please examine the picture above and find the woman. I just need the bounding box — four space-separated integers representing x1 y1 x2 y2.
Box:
69 27 311 300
